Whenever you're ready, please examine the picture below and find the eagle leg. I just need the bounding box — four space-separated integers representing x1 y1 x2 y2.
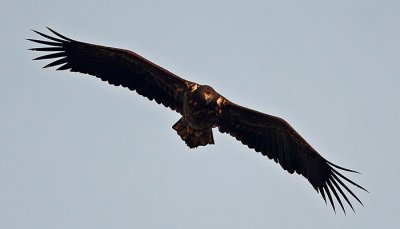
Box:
172 118 214 148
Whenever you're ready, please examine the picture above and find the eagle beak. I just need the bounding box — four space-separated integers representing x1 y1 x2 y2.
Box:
204 92 213 103
203 93 213 105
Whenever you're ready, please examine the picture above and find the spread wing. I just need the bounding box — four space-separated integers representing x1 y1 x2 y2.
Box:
28 28 193 113
218 101 367 214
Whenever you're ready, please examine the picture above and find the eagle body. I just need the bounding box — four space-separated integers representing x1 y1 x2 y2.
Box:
29 28 367 214
174 84 225 148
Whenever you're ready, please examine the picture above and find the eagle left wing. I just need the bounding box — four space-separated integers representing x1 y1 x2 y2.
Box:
28 28 193 114
218 101 367 213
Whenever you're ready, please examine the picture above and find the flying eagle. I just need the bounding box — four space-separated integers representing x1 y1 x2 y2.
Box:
28 28 366 213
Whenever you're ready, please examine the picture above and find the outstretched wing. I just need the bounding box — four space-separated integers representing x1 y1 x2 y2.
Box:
218 101 367 213
28 28 192 113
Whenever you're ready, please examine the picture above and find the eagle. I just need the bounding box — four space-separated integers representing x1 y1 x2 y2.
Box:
28 28 367 214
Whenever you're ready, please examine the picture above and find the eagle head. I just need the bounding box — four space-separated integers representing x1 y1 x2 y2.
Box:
198 85 217 105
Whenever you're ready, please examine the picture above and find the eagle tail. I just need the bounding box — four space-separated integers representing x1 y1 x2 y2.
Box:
172 118 214 148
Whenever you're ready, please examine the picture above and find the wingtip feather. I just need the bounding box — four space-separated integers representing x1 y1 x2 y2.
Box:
46 27 74 41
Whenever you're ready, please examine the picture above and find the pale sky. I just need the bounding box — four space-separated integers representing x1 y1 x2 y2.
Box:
1 1 399 228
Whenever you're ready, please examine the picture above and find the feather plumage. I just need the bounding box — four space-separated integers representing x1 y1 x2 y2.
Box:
29 28 367 214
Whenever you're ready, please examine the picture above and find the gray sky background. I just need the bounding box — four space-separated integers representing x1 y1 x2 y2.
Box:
1 1 399 228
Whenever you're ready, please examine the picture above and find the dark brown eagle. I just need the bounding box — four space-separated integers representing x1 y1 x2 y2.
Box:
28 28 367 214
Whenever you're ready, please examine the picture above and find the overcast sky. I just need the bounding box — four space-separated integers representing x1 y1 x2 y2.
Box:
1 1 399 228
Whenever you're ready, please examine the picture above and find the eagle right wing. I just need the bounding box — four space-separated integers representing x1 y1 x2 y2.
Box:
29 28 194 114
218 101 367 213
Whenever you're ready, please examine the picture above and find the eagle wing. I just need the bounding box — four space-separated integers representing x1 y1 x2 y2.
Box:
218 101 367 213
28 28 192 113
